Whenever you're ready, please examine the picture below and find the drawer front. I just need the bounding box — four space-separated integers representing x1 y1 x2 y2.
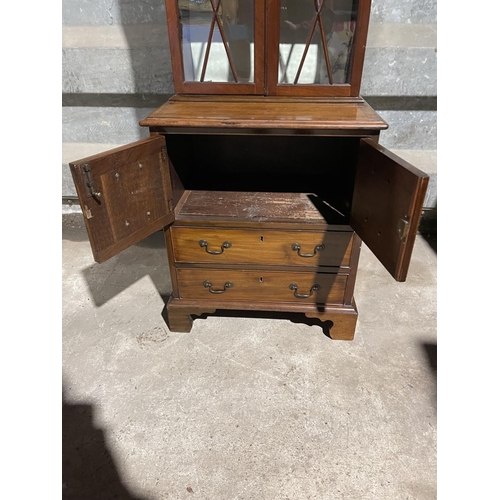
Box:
171 227 354 268
177 268 347 304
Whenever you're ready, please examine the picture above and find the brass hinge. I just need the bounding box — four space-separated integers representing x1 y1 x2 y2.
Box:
397 216 410 242
168 198 174 212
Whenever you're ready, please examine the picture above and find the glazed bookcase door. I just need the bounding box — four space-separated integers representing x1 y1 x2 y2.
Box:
266 0 370 96
350 138 429 282
165 0 265 94
70 137 175 264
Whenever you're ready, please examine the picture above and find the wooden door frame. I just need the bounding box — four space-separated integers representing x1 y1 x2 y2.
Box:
265 0 371 97
164 0 266 95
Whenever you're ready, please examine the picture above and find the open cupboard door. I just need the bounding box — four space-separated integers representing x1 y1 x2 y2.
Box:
70 136 174 263
350 138 429 282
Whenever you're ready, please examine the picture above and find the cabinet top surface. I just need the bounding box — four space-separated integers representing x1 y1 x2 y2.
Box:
139 96 388 131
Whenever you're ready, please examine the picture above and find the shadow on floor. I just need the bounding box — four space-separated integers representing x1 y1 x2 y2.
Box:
63 213 171 307
80 233 171 307
421 341 437 411
419 231 437 254
418 207 437 254
422 341 437 375
62 392 149 500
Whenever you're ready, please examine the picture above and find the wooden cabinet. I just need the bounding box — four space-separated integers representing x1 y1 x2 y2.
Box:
69 0 428 340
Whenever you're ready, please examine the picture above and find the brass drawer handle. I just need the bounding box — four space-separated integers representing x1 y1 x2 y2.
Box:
291 243 325 258
199 239 232 255
289 283 321 299
203 280 233 294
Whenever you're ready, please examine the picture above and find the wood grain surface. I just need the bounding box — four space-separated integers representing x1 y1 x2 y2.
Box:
176 191 351 225
140 98 387 129
165 296 358 339
350 138 429 281
171 226 354 267
176 268 348 304
70 136 174 263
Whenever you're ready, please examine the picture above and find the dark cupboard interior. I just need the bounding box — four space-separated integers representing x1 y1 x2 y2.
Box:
165 134 360 224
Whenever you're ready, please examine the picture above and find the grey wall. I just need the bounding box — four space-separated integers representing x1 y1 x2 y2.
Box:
62 0 437 208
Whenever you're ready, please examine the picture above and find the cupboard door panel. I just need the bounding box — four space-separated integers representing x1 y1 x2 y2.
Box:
70 137 174 263
350 138 429 282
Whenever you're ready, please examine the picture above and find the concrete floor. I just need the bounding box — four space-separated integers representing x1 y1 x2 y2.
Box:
62 213 437 500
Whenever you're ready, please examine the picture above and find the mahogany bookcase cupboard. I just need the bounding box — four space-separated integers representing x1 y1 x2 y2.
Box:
70 0 428 340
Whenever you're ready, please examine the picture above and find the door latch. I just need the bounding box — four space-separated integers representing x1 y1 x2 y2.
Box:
82 163 101 199
397 216 410 242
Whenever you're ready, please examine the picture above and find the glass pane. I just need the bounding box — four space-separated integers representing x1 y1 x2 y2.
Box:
178 0 255 83
278 0 358 85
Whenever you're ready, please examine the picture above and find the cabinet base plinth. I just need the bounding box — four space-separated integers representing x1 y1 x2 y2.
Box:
165 297 358 340
304 303 358 340
165 298 216 333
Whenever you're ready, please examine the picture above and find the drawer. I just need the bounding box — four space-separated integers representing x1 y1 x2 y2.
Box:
171 227 354 268
176 268 348 304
